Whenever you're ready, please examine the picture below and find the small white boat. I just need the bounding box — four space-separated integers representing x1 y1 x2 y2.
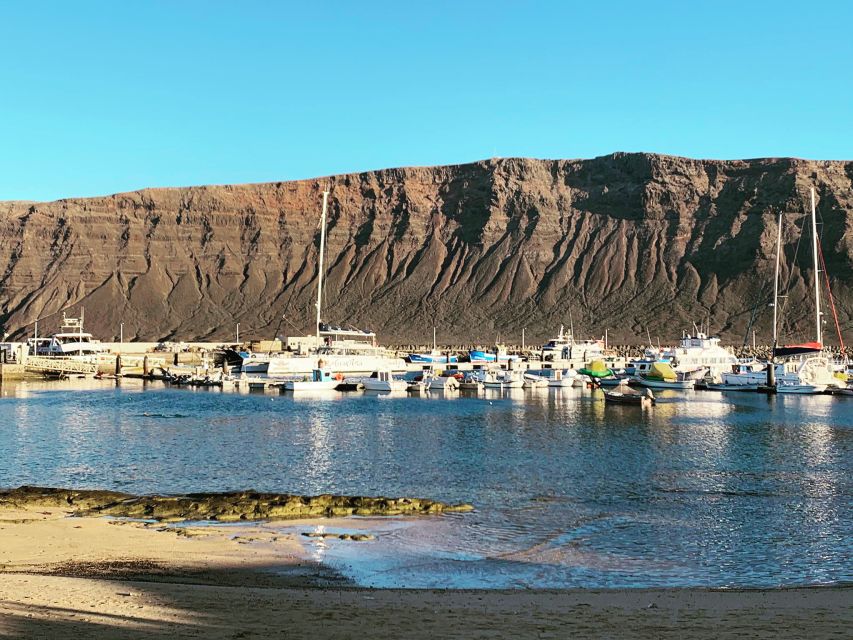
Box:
637 377 695 390
362 370 407 392
603 386 655 407
572 374 591 388
426 375 460 391
522 373 548 388
547 369 577 387
483 371 524 389
241 353 270 374
776 383 827 394
598 376 629 387
406 379 429 394
459 373 484 391
283 368 340 391
705 383 759 392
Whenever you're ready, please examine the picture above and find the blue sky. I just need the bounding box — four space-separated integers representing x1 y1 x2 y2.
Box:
1 1 851 201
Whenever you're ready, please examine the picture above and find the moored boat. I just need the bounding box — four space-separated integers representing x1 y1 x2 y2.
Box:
603 385 655 407
637 362 696 390
282 368 340 392
522 372 549 388
362 370 407 392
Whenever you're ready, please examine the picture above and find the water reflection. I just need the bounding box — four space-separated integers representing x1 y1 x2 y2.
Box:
1 381 851 588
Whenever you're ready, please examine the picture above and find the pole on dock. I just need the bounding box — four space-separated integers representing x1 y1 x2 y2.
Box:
115 354 122 376
143 355 150 378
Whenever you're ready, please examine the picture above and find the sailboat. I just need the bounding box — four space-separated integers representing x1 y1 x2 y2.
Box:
722 188 835 393
264 192 406 376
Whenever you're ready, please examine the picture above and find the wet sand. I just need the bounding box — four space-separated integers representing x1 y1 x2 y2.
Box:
1 507 850 639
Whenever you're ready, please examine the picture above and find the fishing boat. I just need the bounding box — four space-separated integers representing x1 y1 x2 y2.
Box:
362 370 407 392
282 368 340 392
637 362 696 390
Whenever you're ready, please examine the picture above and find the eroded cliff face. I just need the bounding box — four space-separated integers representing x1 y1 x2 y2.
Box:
1 153 851 344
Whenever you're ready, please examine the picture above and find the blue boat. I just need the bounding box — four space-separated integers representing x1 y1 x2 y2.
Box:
407 352 458 364
468 349 519 362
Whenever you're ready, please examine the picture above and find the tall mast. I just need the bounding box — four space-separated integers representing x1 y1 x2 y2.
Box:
810 187 822 345
771 211 782 349
315 191 329 339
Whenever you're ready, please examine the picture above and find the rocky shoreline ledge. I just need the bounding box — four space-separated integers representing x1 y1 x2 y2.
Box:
0 486 474 522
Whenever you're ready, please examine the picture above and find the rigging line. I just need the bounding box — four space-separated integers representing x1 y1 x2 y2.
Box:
739 266 768 357
817 241 845 352
777 210 806 343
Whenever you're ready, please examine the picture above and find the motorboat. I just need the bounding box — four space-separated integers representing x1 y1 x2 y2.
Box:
362 370 407 392
282 368 340 392
603 384 655 407
425 374 460 391
240 352 270 374
406 379 429 395
28 310 109 361
637 362 696 390
776 382 828 394
546 369 577 387
522 372 549 388
705 382 760 392
538 325 607 367
458 372 484 391
483 370 524 389
468 345 519 363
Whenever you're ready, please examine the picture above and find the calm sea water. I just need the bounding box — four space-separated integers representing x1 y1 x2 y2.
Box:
1 379 851 589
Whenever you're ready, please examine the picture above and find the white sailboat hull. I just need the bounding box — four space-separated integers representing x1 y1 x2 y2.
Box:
266 354 405 376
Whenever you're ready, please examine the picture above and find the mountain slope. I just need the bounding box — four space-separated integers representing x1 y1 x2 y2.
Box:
1 153 851 345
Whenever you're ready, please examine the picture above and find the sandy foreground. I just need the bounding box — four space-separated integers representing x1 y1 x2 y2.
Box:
0 507 850 639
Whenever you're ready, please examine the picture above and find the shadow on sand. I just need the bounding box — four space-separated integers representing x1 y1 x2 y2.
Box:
2 560 852 639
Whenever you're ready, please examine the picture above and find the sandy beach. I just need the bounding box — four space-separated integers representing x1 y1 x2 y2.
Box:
1 505 850 639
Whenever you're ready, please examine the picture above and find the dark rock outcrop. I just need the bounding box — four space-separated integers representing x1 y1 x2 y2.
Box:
1 153 850 344
0 486 474 522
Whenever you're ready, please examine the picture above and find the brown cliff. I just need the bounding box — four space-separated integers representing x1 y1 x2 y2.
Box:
1 153 851 345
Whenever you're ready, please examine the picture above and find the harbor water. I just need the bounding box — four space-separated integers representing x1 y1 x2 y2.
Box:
1 380 851 589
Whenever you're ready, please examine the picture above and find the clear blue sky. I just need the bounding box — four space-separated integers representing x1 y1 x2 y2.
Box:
1 1 851 201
